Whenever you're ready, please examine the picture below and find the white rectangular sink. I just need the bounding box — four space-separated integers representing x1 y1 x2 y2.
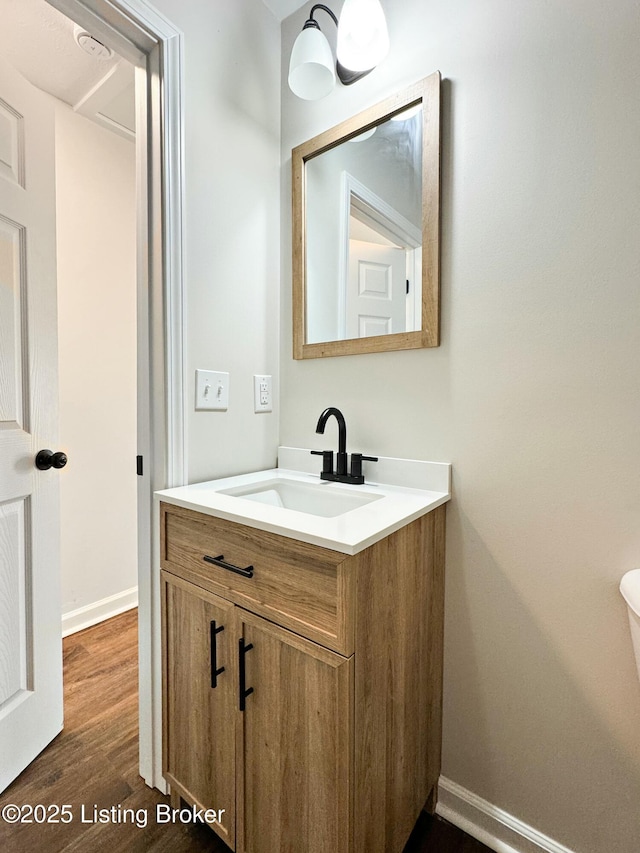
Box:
219 477 383 518
156 452 451 554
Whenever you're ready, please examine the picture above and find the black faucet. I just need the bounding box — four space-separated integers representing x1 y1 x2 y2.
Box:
311 407 378 485
316 407 348 475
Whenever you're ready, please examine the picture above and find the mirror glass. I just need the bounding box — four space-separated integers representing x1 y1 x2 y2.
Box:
305 104 423 344
292 73 441 359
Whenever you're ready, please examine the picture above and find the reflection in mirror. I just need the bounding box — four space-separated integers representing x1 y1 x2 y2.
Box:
293 73 441 359
305 104 423 344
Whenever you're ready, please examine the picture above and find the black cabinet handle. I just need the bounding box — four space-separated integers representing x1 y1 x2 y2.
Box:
210 620 225 688
239 637 254 711
203 554 254 579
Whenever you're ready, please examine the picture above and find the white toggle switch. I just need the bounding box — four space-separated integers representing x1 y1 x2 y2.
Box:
196 370 229 411
253 374 272 413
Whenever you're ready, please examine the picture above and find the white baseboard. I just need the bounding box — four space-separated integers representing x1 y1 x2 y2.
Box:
62 587 138 637
436 776 576 853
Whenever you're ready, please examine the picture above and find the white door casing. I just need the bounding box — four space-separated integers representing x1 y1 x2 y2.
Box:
47 0 186 793
0 57 63 792
0 0 184 794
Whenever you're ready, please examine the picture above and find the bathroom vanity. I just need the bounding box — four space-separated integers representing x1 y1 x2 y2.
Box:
157 452 450 853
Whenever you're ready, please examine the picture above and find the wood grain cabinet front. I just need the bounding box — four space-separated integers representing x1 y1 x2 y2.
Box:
160 501 446 853
162 574 236 848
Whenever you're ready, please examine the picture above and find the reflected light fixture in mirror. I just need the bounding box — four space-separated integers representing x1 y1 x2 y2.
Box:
288 1 390 101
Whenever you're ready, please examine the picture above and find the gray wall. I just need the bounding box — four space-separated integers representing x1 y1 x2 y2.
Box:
280 1 640 851
155 0 281 484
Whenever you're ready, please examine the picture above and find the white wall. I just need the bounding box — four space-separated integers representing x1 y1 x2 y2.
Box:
280 1 640 852
55 102 137 618
154 0 281 484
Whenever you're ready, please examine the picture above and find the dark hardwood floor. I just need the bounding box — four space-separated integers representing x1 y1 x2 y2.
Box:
0 610 491 853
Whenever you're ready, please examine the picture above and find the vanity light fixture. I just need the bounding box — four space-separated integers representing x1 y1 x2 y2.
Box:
288 0 389 101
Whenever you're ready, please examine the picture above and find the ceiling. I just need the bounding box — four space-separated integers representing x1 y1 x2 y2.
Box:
0 0 308 139
0 0 135 139
261 0 307 22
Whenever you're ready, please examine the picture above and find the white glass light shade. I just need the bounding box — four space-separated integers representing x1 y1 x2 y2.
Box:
288 27 336 100
349 127 376 141
336 0 390 72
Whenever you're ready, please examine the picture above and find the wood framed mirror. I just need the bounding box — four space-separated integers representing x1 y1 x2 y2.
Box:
292 71 441 359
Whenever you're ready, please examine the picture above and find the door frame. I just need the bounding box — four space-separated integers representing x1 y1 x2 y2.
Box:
47 0 186 792
338 171 422 338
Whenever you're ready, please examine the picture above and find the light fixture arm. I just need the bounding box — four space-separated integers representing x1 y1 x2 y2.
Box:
304 4 373 86
307 4 338 28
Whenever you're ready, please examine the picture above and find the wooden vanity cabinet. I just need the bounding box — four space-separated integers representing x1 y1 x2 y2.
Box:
162 575 237 848
162 573 353 853
160 500 446 853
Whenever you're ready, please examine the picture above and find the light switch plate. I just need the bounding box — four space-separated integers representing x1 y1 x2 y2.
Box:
253 374 272 413
196 370 229 411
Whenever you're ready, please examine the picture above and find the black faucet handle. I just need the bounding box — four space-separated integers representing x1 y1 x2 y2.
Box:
350 453 379 479
310 449 334 475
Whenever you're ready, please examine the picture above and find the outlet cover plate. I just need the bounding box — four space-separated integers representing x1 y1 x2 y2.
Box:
253 374 272 413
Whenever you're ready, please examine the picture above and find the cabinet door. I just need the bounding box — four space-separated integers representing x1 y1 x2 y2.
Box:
238 609 353 853
162 572 236 848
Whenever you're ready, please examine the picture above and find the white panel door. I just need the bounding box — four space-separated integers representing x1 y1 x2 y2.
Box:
346 240 406 339
0 57 62 792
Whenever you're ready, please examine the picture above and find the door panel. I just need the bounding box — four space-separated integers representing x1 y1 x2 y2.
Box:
0 96 24 186
0 498 30 706
0 56 62 793
162 572 236 848
0 216 26 426
239 609 353 853
347 240 406 339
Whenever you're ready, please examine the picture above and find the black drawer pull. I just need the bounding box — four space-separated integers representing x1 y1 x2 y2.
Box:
239 638 254 711
210 620 225 688
203 554 254 579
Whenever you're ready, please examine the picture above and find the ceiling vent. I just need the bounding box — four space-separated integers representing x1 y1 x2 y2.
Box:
73 25 113 60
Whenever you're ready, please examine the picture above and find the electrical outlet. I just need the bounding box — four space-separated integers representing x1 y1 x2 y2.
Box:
253 374 272 413
196 370 229 411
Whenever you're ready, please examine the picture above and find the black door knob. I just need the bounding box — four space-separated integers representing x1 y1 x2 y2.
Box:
35 450 68 471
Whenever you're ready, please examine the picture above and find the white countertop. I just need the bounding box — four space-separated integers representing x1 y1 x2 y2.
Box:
156 450 451 555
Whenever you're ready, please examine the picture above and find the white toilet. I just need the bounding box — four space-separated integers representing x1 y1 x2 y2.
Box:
620 569 640 682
